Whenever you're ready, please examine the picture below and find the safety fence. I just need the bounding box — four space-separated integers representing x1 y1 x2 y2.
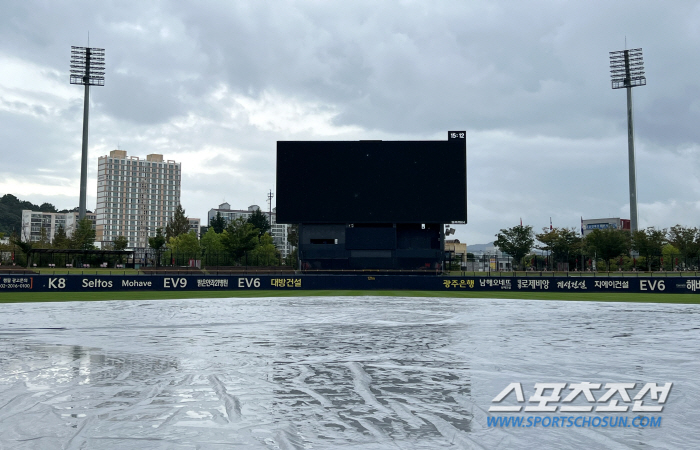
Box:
463 254 700 272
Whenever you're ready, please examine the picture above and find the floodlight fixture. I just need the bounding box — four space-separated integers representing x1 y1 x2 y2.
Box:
609 48 646 89
70 46 105 220
609 48 646 233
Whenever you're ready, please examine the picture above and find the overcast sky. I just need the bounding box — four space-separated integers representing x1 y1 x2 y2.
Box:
2 1 700 245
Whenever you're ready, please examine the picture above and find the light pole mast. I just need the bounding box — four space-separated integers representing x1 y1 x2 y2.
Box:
267 189 274 224
610 48 646 233
70 46 105 220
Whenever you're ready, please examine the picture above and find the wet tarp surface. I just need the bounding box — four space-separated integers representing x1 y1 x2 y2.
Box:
0 297 698 449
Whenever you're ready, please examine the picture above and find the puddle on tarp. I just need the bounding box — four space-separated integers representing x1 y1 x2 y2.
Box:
0 297 698 449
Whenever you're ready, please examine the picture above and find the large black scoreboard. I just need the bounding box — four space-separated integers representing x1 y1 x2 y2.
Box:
276 132 467 224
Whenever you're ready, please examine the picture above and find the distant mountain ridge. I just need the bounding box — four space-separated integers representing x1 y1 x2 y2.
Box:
466 242 497 253
0 194 63 236
467 241 545 255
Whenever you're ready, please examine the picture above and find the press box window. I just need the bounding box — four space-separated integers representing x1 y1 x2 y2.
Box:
310 238 338 245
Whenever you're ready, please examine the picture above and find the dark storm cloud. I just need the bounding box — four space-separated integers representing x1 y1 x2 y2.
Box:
4 0 695 141
3 0 700 244
640 85 700 147
98 72 187 124
156 0 700 144
0 109 79 171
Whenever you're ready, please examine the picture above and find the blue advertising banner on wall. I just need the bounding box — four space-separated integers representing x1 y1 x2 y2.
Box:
2 274 700 294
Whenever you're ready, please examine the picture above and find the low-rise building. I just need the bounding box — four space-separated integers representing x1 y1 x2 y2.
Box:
188 218 201 238
582 218 630 236
445 239 468 267
21 210 96 243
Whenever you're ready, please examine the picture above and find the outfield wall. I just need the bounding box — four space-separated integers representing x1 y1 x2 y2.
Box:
1 274 699 294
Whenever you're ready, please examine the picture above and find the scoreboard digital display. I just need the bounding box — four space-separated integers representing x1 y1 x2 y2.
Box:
276 135 467 224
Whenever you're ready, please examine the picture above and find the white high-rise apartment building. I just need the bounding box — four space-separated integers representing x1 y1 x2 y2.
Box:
96 150 181 248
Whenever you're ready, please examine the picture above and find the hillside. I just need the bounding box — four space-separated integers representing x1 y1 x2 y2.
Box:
0 194 59 236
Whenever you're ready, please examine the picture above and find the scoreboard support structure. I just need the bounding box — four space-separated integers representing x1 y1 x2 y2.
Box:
277 132 467 273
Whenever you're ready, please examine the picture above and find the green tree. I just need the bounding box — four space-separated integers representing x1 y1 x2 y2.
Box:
166 204 190 240
248 233 280 266
10 236 32 267
668 225 700 262
167 231 201 265
70 217 96 250
201 227 225 265
109 235 129 265
113 235 129 251
494 224 534 270
535 227 582 269
222 217 259 263
284 247 298 268
38 202 57 212
247 208 271 237
0 237 10 265
287 224 298 248
284 224 298 267
148 228 166 267
52 225 70 249
35 226 51 248
584 228 631 271
662 243 680 270
632 227 667 271
210 211 226 234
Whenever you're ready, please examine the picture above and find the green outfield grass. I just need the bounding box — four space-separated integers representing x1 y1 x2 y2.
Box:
1 290 698 304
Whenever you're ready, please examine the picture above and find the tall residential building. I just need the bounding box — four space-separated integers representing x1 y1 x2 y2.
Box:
21 210 96 243
96 150 181 248
207 203 292 258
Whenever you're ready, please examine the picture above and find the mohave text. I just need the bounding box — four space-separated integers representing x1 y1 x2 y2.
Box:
122 279 152 287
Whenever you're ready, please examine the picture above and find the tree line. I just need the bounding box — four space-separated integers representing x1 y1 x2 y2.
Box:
494 224 700 271
148 207 293 268
0 216 106 267
0 203 295 268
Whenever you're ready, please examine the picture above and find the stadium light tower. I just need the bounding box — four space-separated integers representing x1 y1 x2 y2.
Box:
70 46 105 220
610 48 646 233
